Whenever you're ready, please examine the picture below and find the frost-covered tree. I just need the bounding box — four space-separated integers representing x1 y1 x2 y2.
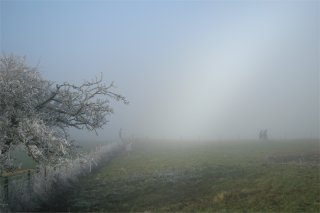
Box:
0 55 128 171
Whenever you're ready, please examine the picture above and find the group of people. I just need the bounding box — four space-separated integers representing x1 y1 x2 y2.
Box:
259 129 268 140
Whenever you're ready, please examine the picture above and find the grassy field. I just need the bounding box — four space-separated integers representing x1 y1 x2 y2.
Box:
53 139 319 212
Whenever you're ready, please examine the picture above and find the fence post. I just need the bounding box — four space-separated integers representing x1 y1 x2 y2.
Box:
4 176 8 204
27 170 31 193
44 166 47 192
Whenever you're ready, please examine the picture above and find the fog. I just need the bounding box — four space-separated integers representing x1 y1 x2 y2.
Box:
1 1 319 141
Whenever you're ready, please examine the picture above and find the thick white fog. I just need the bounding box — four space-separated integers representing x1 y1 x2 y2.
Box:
1 1 319 141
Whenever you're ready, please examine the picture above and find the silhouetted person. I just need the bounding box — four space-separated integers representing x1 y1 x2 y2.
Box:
259 129 268 140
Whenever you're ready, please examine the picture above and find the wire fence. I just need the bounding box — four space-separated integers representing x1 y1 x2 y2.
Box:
0 142 125 212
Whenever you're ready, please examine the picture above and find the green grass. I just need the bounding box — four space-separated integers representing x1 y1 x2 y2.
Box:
62 139 319 212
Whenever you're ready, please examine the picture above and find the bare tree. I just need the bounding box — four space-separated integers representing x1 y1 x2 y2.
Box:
0 55 128 171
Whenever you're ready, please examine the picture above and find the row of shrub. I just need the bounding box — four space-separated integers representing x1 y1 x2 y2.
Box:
0 142 125 212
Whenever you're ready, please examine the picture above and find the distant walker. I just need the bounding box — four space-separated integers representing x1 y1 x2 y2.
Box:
259 129 268 140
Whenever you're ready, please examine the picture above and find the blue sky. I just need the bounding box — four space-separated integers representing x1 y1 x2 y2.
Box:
1 1 319 140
